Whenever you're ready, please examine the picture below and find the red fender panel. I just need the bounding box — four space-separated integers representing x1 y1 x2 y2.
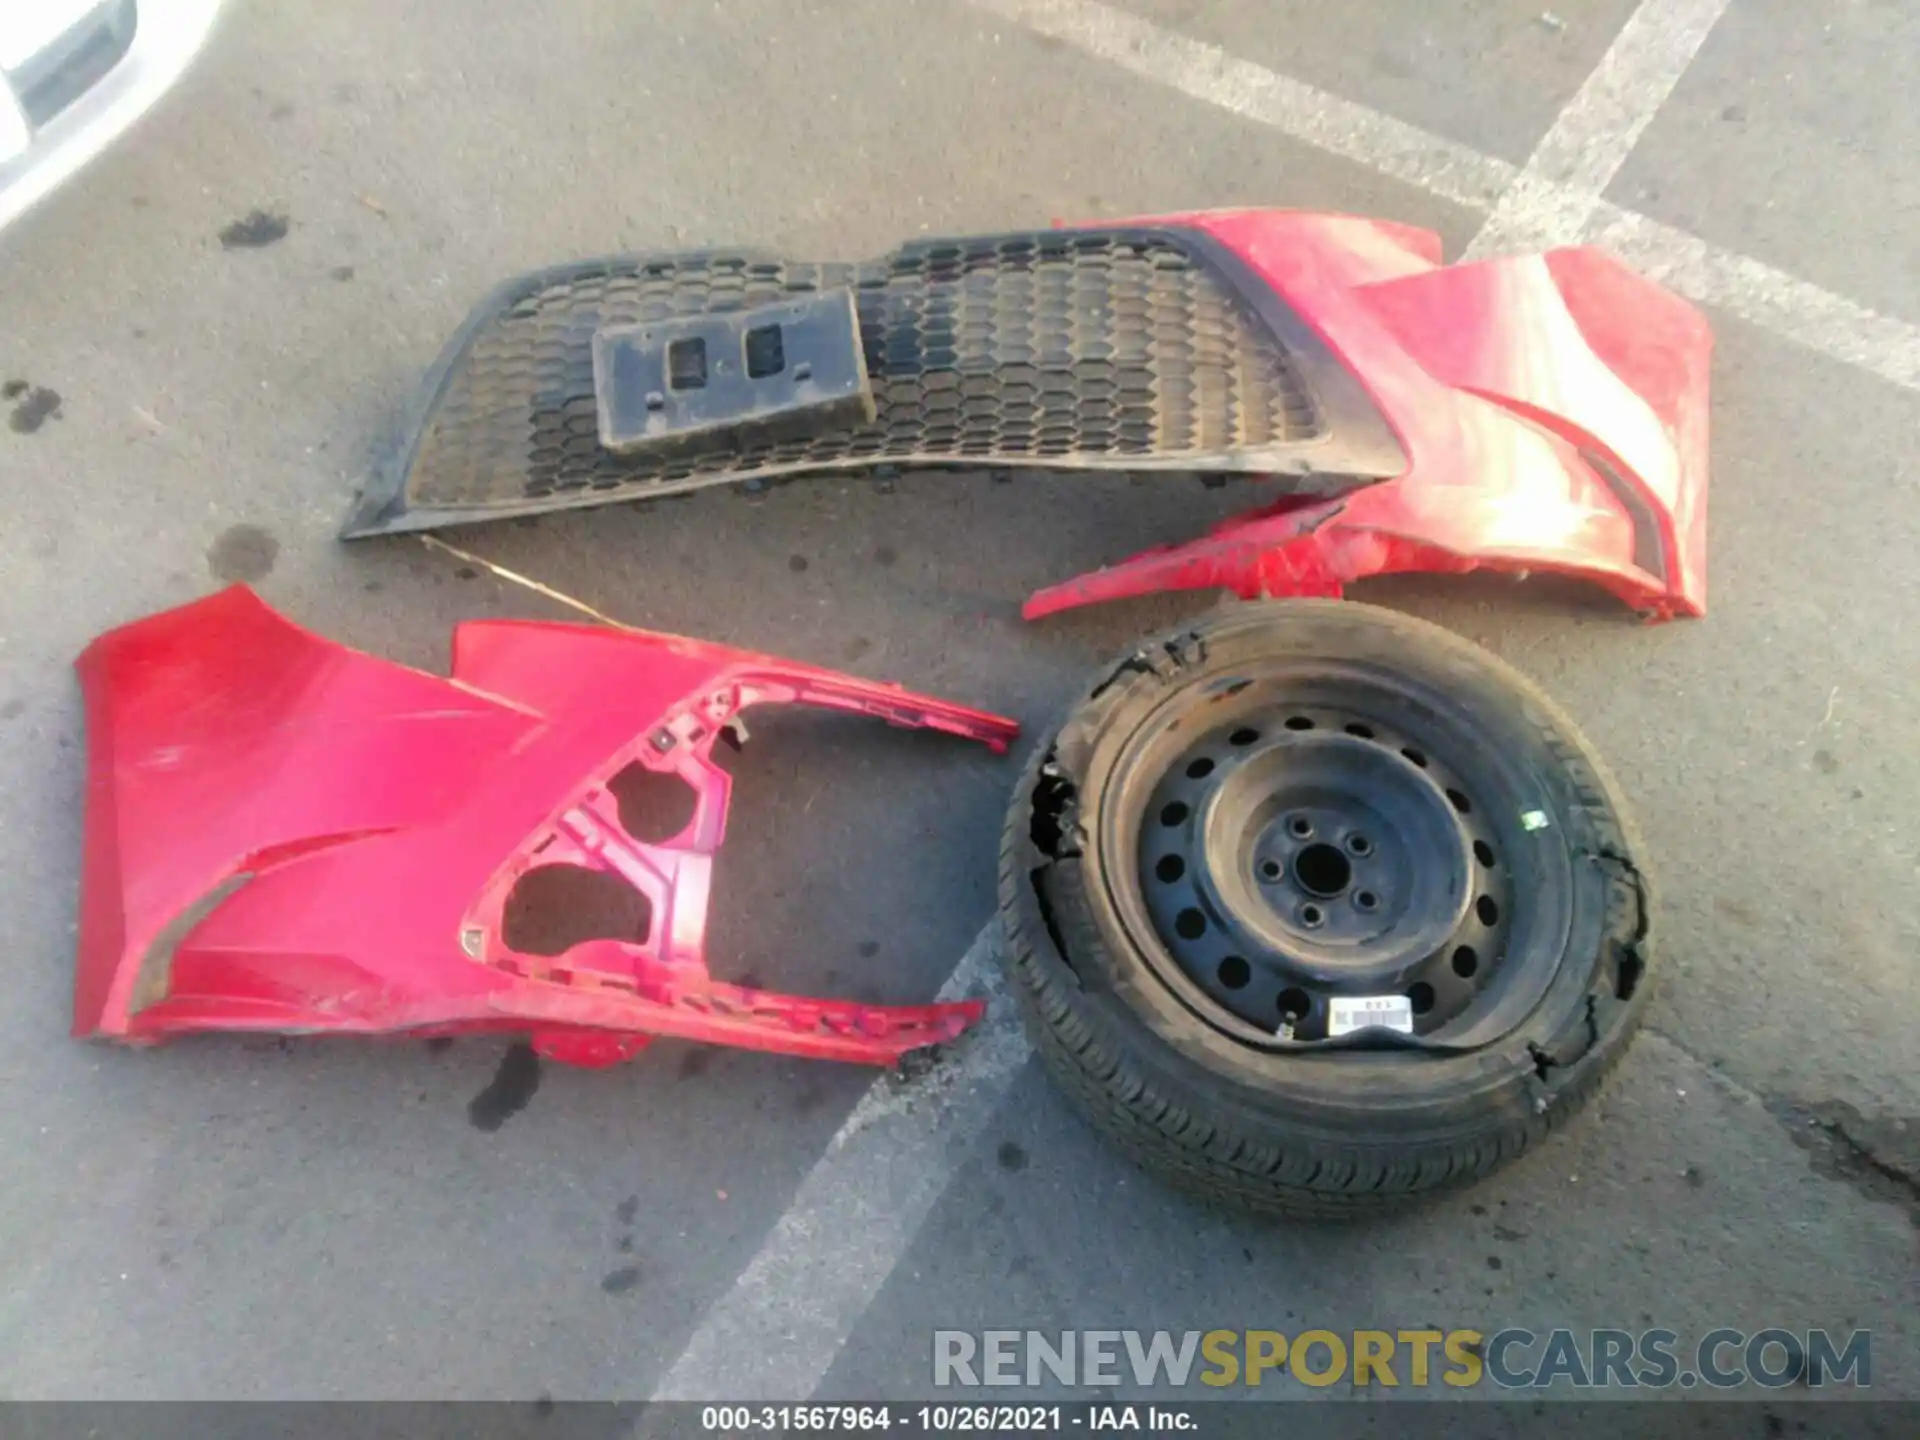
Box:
75 587 1017 1066
1026 210 1711 621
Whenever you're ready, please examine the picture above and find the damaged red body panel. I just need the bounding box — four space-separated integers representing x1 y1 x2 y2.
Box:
75 587 1017 1067
1027 210 1711 621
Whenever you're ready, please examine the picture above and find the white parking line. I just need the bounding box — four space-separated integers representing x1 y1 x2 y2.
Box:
649 928 1030 1401
976 0 1920 395
1587 205 1920 390
977 0 1516 208
1466 0 1733 255
650 0 1920 1407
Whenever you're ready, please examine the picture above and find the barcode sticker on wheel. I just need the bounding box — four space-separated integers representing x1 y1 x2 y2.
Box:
1327 995 1415 1037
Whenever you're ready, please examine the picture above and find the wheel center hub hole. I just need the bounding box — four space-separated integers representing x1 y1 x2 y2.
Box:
1293 842 1352 898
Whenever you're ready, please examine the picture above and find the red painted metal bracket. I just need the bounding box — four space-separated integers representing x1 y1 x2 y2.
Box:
74 587 1017 1067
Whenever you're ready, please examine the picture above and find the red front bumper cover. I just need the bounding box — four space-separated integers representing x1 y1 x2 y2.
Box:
75 587 1016 1067
1028 211 1711 621
340 209 1710 623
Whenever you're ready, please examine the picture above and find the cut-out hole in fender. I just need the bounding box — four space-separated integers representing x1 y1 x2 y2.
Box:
502 864 653 956
609 763 699 844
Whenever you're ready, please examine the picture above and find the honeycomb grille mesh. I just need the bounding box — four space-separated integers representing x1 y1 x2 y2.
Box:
403 232 1325 510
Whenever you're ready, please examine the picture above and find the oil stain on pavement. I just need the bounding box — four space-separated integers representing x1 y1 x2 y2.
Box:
6 381 62 433
218 210 290 248
468 1043 543 1131
601 1265 642 1295
605 1197 643 1293
207 523 280 583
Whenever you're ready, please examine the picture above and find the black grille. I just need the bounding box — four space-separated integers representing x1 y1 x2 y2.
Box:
380 230 1331 522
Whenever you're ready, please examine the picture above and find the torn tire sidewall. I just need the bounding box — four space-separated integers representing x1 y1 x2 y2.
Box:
1000 601 1655 1139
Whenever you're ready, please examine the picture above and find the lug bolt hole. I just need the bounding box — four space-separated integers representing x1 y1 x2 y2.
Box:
1346 834 1373 857
1298 903 1324 928
1259 859 1283 881
1287 815 1314 839
1354 890 1379 912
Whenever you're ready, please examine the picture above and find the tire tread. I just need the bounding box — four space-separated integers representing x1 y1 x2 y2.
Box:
995 602 1653 1220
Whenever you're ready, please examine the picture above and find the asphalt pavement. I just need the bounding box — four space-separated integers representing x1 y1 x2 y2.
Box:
0 0 1913 1411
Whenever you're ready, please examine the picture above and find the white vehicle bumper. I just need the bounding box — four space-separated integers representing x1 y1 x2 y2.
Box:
0 0 225 234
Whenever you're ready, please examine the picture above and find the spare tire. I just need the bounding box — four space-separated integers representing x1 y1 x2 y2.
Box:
998 601 1653 1218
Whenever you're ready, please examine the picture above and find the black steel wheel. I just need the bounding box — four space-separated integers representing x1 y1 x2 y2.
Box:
999 601 1653 1218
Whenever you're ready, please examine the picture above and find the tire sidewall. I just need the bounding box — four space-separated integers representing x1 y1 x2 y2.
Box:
1004 601 1651 1147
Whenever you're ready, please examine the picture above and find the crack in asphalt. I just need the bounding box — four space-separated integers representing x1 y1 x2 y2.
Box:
1769 1098 1920 1227
1644 1026 1916 1223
